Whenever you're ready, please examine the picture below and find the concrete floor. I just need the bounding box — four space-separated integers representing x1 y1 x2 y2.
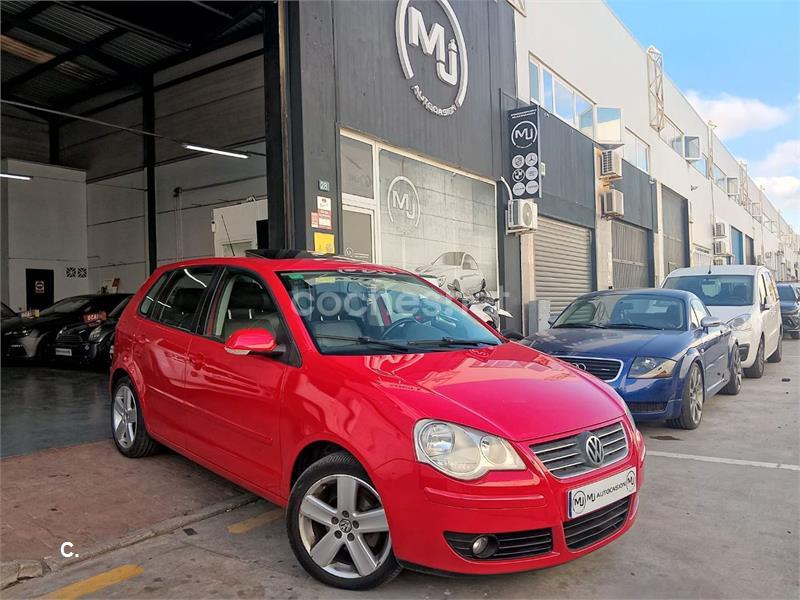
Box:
1 365 110 457
4 343 800 598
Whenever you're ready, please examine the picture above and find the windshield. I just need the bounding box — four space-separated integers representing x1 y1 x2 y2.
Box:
554 293 686 331
280 270 500 354
109 296 131 318
778 285 799 301
432 252 463 266
39 296 91 316
664 275 753 306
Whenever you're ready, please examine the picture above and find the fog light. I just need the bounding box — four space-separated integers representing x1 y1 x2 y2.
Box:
471 535 497 558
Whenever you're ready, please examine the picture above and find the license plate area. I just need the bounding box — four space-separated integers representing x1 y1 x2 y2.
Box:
567 467 636 519
55 348 72 357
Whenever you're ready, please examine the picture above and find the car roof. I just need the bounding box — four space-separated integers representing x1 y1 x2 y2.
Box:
578 288 694 301
153 250 408 275
664 265 765 277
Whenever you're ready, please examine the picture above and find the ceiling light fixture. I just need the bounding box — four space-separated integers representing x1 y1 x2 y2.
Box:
0 173 32 181
182 144 249 159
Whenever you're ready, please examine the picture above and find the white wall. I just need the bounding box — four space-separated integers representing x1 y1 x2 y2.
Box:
1 159 88 310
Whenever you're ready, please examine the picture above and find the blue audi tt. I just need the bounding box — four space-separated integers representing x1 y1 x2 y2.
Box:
523 289 742 429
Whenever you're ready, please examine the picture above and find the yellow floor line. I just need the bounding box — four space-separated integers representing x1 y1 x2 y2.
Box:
40 564 144 600
227 508 284 534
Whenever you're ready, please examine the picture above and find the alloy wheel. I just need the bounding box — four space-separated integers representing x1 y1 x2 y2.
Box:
298 474 391 579
733 350 743 390
112 384 137 449
689 367 703 424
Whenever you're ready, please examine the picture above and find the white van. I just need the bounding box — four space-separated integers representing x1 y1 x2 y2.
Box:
662 265 782 378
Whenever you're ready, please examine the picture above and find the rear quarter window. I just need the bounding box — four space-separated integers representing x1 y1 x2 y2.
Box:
138 273 170 317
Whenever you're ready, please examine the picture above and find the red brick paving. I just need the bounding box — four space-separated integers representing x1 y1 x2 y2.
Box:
0 440 244 561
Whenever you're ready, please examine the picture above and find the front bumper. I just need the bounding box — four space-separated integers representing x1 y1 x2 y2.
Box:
2 334 41 359
730 329 757 368
782 312 800 333
374 422 644 575
611 376 682 422
53 340 101 363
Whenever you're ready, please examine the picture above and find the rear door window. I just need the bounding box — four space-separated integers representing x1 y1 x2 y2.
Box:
139 274 170 317
151 267 216 332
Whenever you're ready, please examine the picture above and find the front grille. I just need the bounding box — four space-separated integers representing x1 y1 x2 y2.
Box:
444 528 553 560
557 356 622 381
530 421 628 479
627 401 668 413
56 334 83 345
564 496 631 550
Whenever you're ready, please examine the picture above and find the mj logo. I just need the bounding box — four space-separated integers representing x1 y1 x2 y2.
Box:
395 0 468 117
386 176 421 234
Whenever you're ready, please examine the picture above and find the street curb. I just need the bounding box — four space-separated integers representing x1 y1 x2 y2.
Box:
1 492 258 589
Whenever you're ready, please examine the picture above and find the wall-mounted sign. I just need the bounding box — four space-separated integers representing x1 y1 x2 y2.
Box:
395 0 468 117
318 179 331 192
507 105 541 199
386 175 421 234
314 232 336 254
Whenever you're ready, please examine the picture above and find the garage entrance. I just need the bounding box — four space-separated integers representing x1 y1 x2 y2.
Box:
661 186 689 275
534 217 593 316
612 220 652 289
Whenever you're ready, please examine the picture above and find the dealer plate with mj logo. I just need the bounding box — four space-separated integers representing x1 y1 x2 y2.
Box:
567 467 637 519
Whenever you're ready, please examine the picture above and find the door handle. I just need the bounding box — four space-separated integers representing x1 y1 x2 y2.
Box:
135 333 150 344
188 353 205 369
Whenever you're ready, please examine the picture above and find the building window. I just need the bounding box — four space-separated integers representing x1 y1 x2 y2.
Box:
691 154 709 177
623 129 650 173
659 117 684 155
576 94 593 138
596 107 623 145
529 60 540 104
713 164 726 189
554 78 574 123
341 136 374 199
542 69 554 112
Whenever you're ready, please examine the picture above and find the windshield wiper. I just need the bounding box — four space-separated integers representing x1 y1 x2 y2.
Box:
315 335 412 352
607 323 662 330
553 323 607 329
408 337 499 347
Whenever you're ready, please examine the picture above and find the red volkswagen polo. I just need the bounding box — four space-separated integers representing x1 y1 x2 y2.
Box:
111 250 645 589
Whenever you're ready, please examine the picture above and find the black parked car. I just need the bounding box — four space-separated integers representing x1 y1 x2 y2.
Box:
778 283 800 339
1 293 131 361
54 296 132 365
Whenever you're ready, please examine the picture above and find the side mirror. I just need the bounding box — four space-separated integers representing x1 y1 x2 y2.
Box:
224 328 283 356
762 299 773 311
502 330 524 341
700 316 722 330
547 316 556 326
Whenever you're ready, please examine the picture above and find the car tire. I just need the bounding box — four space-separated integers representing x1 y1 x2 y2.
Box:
743 338 765 379
767 331 783 363
287 451 401 590
791 331 800 340
35 334 55 363
111 376 159 458
668 362 704 430
721 346 742 396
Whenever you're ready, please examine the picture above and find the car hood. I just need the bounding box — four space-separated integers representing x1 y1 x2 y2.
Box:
58 318 115 339
334 342 626 442
780 300 800 314
417 264 455 277
1 314 72 334
524 327 689 361
701 305 753 324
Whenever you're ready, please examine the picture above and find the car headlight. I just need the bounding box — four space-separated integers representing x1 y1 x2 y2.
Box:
629 357 677 379
727 313 752 331
88 327 104 342
414 420 525 480
8 328 31 337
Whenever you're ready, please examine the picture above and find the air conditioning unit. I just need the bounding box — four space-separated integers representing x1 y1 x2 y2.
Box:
713 239 730 256
601 189 624 218
683 135 701 161
712 221 727 238
600 149 623 179
726 176 740 196
507 199 538 233
713 257 727 266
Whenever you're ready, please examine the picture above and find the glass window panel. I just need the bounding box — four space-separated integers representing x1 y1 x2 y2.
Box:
529 61 540 103
691 155 708 177
684 136 701 159
542 69 554 112
340 136 374 198
636 142 649 172
713 164 726 188
596 107 622 143
554 79 575 123
623 130 635 163
576 95 593 137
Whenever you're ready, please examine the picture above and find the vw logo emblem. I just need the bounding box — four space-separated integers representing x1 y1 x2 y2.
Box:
575 363 587 371
583 434 605 467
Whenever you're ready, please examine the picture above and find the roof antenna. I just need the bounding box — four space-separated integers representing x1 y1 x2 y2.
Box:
220 213 235 257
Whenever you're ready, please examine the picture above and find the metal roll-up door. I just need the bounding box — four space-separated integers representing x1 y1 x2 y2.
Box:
612 221 651 289
662 187 688 274
534 217 593 316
